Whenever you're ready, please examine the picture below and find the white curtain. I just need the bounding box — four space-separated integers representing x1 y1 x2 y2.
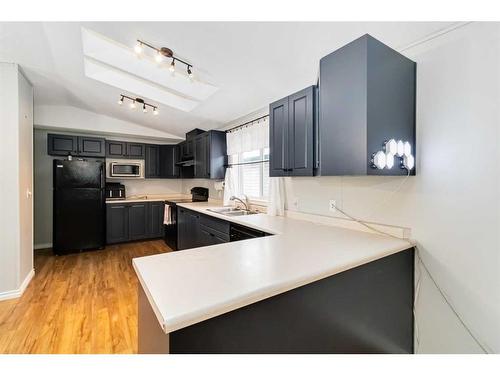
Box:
226 117 269 155
267 177 286 216
223 166 237 206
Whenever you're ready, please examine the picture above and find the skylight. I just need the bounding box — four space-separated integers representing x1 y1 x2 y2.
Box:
81 27 219 112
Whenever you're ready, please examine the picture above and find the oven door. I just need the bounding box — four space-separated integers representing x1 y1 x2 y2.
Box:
164 204 178 250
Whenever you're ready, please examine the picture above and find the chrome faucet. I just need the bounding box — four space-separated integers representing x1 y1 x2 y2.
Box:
230 195 249 211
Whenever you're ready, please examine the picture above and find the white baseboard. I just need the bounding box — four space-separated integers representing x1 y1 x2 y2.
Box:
0 269 35 301
34 243 52 250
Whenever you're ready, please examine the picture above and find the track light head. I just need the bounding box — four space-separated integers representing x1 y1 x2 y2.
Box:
153 107 159 116
130 100 136 109
155 52 163 63
143 104 147 113
117 96 124 105
187 66 194 80
134 42 143 55
169 59 175 73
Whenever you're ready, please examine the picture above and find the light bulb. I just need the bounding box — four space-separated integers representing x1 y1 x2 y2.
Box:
386 154 394 169
397 140 405 157
155 52 163 63
130 101 136 109
187 66 194 80
169 60 175 73
143 104 147 113
404 141 412 157
134 42 143 55
403 154 415 170
153 108 159 116
372 151 386 170
384 139 397 155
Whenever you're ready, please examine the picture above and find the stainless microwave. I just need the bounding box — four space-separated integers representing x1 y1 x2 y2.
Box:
106 159 145 179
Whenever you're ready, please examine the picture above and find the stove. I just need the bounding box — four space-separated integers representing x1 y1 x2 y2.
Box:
164 187 209 250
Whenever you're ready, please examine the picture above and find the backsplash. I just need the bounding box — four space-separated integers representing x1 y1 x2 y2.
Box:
113 178 182 197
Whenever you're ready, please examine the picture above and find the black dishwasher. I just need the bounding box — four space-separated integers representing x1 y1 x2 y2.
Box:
230 223 268 241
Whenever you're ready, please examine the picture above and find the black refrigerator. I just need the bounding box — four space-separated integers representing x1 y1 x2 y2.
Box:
53 159 106 255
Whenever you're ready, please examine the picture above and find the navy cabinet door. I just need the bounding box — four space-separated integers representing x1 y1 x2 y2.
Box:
106 204 129 244
160 145 179 178
148 202 165 238
129 203 148 240
269 97 289 177
177 208 201 250
288 87 314 176
145 145 160 178
78 136 105 158
127 143 145 159
48 134 78 156
106 141 128 158
194 133 209 178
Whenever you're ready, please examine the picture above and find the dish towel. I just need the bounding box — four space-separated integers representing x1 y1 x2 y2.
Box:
267 177 285 216
164 204 172 225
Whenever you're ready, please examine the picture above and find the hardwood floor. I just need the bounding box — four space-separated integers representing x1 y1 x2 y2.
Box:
0 240 170 354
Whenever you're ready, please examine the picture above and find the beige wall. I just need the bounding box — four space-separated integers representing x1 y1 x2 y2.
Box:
281 23 499 353
0 63 33 297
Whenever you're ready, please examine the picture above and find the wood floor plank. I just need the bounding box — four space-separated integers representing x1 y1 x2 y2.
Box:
0 240 169 354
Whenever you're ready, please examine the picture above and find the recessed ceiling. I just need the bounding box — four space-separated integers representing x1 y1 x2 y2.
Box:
81 27 219 111
0 22 458 137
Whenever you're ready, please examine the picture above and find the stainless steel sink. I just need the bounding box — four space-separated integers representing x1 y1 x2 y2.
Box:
207 207 258 216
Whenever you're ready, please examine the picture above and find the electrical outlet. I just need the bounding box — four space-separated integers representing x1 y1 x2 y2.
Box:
329 200 337 213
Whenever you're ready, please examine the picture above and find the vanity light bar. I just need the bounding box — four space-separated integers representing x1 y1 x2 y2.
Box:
118 95 159 115
371 139 414 171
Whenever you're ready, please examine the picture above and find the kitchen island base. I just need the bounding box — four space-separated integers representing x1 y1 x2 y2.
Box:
138 248 414 354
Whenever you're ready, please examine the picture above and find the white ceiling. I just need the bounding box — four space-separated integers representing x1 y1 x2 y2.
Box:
0 22 456 137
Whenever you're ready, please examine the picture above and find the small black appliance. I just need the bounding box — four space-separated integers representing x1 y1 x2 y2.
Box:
106 182 126 200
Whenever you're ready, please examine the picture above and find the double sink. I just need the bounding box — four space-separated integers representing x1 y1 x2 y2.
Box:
207 207 259 217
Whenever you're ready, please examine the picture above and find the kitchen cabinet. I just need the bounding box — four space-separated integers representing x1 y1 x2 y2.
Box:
106 201 165 244
106 204 129 244
269 86 315 177
148 201 165 238
106 140 128 158
48 134 105 157
199 225 228 246
48 134 78 156
318 34 416 176
106 141 145 159
145 145 160 178
193 130 227 179
194 132 209 178
129 203 148 240
159 145 180 178
127 143 145 159
78 136 106 157
177 207 201 250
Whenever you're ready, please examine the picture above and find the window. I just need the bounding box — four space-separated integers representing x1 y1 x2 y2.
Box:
229 147 269 202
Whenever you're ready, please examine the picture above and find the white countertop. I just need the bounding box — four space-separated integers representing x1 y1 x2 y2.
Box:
132 202 413 334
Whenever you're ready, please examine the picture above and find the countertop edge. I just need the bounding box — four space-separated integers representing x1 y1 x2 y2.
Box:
132 260 167 333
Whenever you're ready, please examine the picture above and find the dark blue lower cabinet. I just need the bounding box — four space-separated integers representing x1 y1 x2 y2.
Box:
178 209 231 250
106 202 165 244
138 248 414 354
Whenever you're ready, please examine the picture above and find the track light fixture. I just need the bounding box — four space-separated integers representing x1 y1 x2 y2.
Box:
134 39 194 80
118 95 159 116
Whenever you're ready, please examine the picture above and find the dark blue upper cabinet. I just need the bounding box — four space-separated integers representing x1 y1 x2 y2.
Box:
269 86 315 177
318 34 416 176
